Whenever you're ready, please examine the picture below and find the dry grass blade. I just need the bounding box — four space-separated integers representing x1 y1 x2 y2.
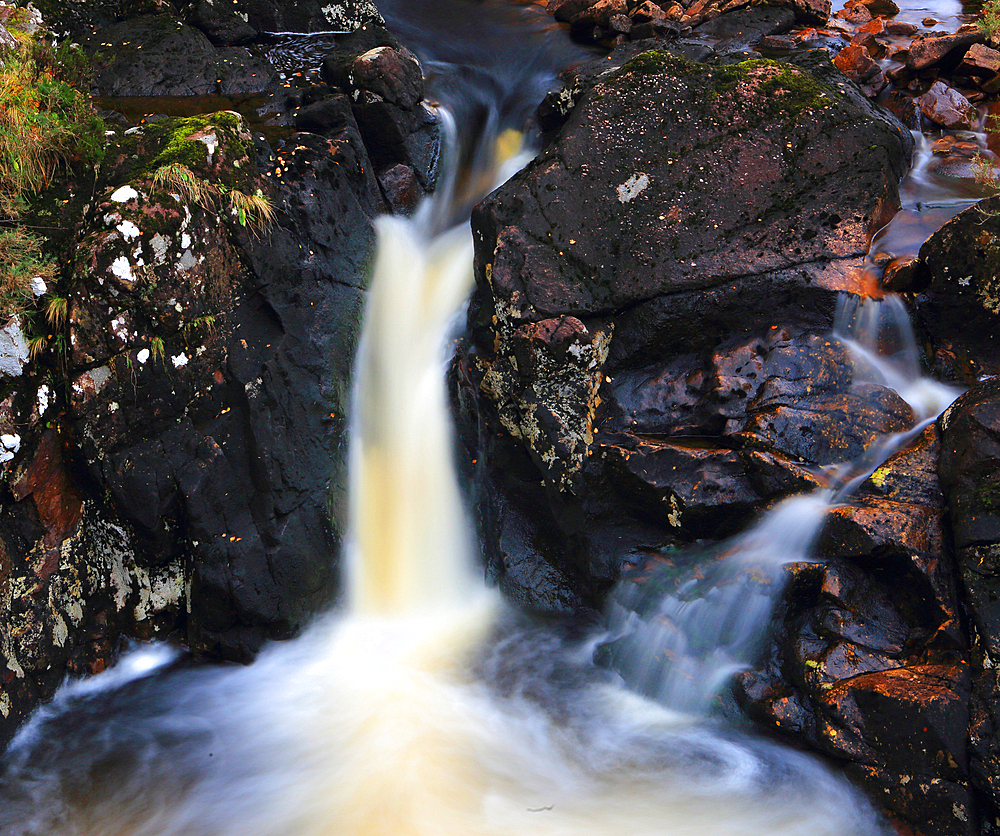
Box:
228 188 276 237
152 162 215 209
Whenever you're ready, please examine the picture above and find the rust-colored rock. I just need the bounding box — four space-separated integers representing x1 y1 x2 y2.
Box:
958 42 1000 77
907 28 986 71
833 44 887 94
916 80 978 129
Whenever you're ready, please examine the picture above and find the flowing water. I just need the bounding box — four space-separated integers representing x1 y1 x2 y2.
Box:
0 2 975 834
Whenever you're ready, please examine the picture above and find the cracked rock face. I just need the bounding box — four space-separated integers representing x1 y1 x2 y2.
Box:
461 46 913 601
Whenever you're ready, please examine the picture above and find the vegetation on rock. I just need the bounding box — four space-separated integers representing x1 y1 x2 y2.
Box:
0 4 104 322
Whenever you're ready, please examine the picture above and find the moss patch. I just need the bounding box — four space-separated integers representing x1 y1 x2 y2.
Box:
619 51 840 124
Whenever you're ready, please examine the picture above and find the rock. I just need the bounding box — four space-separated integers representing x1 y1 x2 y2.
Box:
320 24 440 191
939 380 1000 657
189 0 256 46
958 42 1000 77
211 0 382 34
61 111 382 661
907 29 986 71
0 22 16 52
834 43 888 94
882 256 919 290
851 31 888 59
916 80 978 129
630 0 669 22
692 7 798 51
473 50 908 323
378 163 422 214
462 46 912 613
911 196 1000 379
0 317 28 378
856 0 899 15
574 0 629 27
349 45 424 109
838 3 872 24
82 15 276 98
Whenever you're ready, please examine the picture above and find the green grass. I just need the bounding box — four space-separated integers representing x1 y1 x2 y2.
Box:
0 226 56 321
0 5 105 324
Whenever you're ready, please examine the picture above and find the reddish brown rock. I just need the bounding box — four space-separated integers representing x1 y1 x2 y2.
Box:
916 80 978 129
851 30 888 58
378 162 421 215
834 43 887 93
907 28 986 71
837 3 872 24
958 42 1000 77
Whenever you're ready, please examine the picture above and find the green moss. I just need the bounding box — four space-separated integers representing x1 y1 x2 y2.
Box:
135 113 253 187
619 51 838 124
621 50 700 77
705 59 837 119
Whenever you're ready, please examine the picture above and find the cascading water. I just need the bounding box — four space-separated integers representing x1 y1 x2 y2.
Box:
604 292 960 717
0 3 967 835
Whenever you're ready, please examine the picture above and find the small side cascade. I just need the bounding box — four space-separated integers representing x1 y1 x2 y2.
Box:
604 291 961 716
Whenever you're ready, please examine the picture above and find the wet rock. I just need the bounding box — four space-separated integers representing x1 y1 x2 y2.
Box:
473 50 908 323
882 257 919 291
833 43 887 95
939 380 1000 656
321 24 441 193
189 0 256 46
61 110 381 661
856 0 899 15
349 45 424 109
907 28 986 72
740 383 913 464
82 15 276 98
851 31 888 59
838 3 872 24
911 196 1000 379
462 45 912 619
692 7 798 52
958 43 1000 78
916 81 978 130
378 163 422 215
817 664 970 776
479 315 612 491
597 435 763 538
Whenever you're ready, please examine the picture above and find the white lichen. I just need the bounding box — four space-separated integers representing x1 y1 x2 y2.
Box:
111 255 134 284
617 172 650 203
117 220 140 242
110 185 139 203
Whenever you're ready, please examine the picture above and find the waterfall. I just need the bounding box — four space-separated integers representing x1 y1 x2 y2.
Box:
0 3 960 835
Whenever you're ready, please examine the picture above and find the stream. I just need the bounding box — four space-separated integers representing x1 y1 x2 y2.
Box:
0 0 984 833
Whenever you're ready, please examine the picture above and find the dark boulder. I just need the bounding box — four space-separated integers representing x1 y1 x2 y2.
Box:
460 45 912 610
82 15 276 98
939 380 1000 657
911 197 1000 380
